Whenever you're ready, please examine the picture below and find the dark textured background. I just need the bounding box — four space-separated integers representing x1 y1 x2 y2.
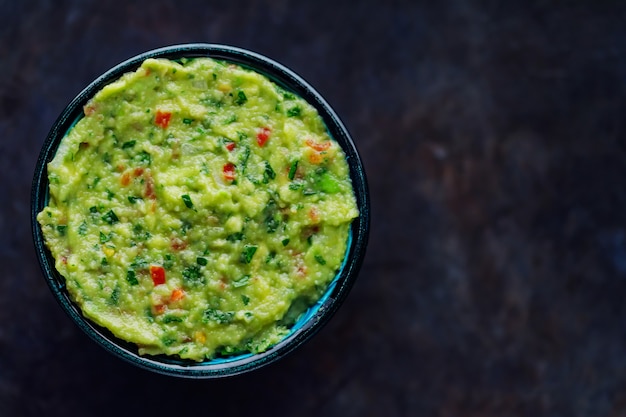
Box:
2 1 626 415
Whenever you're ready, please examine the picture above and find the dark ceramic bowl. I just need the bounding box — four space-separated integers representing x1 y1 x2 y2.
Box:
31 44 369 378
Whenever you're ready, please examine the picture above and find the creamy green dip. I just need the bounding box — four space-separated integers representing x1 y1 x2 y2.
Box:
37 57 358 361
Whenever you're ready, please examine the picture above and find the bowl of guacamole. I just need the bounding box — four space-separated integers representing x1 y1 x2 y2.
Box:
31 44 369 378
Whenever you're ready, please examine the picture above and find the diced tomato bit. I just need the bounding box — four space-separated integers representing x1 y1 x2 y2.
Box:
225 141 236 152
170 288 185 302
150 200 157 213
144 68 151 77
297 265 307 277
83 103 97 116
153 304 166 315
306 138 331 151
133 167 144 177
171 237 187 251
308 151 323 164
223 162 236 181
256 127 271 147
154 110 172 129
120 171 131 186
219 277 227 290
308 207 320 223
116 164 126 172
144 173 156 199
150 265 166 286
61 256 68 265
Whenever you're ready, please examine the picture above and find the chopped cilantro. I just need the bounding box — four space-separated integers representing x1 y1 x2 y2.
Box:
233 275 250 288
110 286 120 305
136 150 151 165
182 194 194 209
163 254 175 269
122 140 136 149
262 161 276 183
227 232 244 242
182 264 205 286
163 315 183 324
78 221 88 236
288 160 299 180
197 257 208 266
287 106 301 117
101 210 119 224
126 270 139 286
202 308 234 324
99 231 111 243
314 254 327 265
241 245 258 264
234 90 247 105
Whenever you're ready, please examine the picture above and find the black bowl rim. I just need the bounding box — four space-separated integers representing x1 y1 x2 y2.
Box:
31 43 370 378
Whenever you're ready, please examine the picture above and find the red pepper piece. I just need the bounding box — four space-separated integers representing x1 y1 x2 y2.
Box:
223 162 236 181
150 265 166 286
256 127 271 147
155 110 172 129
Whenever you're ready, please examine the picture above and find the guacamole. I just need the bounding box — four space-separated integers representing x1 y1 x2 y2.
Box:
37 57 358 361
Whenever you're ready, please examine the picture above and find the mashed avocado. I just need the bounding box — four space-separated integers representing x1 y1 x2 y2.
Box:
37 57 358 361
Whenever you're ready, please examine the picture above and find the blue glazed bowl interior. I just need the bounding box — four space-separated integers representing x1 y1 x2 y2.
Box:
31 44 369 378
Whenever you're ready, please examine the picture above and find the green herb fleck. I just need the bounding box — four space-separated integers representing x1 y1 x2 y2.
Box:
130 255 148 269
122 140 136 149
126 270 139 286
281 238 290 246
110 286 120 305
56 225 67 236
197 257 208 266
314 254 327 265
288 160 299 180
241 295 250 305
163 315 183 324
227 232 244 242
262 161 276 183
162 336 177 346
202 308 234 324
241 245 258 264
128 196 141 204
234 90 247 105
287 106 301 117
182 265 205 286
78 221 88 236
102 210 119 224
136 150 151 165
233 275 250 288
99 231 111 243
182 194 194 209
183 118 193 124
163 254 175 269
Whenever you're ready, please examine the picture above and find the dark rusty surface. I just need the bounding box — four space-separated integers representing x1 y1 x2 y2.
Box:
2 1 626 415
